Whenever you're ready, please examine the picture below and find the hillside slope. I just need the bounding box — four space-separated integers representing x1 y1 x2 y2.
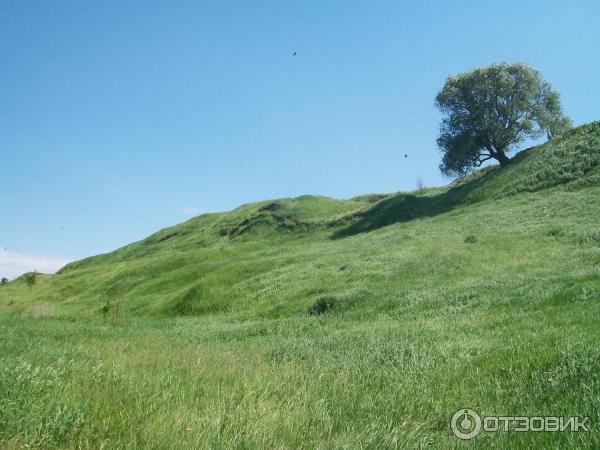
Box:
0 122 599 448
1 122 599 318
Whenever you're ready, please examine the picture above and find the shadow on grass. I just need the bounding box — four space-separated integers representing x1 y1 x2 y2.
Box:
332 165 503 239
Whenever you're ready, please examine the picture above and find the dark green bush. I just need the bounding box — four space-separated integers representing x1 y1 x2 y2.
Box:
101 301 111 317
464 234 478 244
546 226 565 237
307 296 336 316
23 272 37 289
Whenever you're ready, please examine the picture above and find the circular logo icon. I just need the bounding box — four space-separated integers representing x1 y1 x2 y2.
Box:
451 409 482 440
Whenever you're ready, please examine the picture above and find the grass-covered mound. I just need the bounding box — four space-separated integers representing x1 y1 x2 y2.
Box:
0 122 599 448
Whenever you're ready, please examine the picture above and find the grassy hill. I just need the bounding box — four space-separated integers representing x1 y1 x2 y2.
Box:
1 122 599 448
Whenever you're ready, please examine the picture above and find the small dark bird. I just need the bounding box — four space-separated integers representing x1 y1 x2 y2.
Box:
292 51 296 56
404 154 408 158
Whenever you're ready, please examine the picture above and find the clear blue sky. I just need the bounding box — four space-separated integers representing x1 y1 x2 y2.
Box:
1 0 599 278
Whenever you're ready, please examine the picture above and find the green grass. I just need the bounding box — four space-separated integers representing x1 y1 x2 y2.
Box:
1 122 599 448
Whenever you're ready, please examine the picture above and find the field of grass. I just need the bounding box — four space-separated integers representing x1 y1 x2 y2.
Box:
1 122 599 448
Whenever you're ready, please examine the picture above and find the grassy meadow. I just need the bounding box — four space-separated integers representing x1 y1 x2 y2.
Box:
1 122 600 448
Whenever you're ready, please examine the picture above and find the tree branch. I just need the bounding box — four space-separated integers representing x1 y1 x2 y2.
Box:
476 154 495 166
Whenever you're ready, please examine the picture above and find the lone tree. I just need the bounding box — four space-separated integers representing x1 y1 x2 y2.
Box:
435 62 571 176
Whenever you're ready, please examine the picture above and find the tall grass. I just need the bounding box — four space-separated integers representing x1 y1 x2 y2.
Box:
1 123 599 448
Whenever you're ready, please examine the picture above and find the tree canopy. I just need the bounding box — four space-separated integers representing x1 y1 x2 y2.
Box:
435 62 571 176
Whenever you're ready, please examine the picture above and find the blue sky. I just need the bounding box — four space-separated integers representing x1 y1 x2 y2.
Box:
1 0 599 278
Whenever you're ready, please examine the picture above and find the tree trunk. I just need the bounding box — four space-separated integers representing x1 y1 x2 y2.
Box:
495 150 511 167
